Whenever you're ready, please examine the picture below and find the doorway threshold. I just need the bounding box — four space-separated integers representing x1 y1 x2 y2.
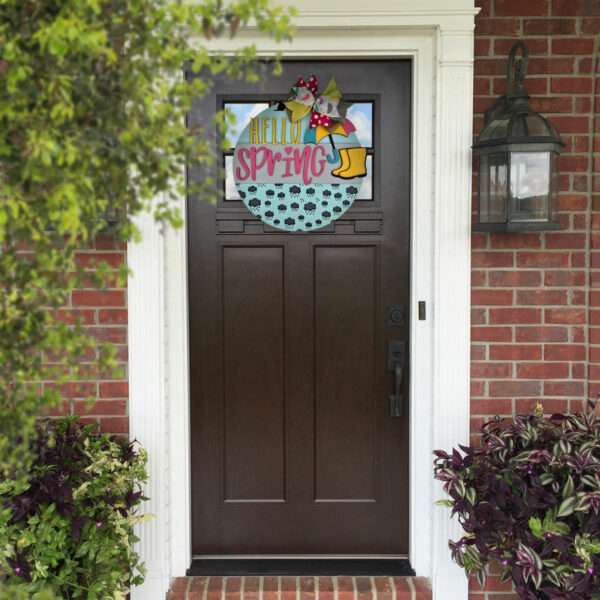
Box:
187 558 415 576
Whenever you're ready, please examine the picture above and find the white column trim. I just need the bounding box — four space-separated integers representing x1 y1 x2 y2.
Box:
430 27 474 600
128 210 170 599
166 217 192 578
128 4 476 599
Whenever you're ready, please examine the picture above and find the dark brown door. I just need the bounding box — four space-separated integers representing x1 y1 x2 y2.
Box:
188 60 411 556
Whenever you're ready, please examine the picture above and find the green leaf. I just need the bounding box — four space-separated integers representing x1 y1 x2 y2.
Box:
529 517 543 539
557 496 577 518
529 513 570 540
563 475 574 499
435 499 454 508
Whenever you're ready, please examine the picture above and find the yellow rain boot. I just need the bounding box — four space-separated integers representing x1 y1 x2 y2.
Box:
331 148 350 177
338 147 367 179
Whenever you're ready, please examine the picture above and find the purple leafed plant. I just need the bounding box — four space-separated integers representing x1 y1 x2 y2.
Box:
434 407 600 600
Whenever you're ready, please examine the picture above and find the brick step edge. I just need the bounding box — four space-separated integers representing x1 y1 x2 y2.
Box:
167 576 431 600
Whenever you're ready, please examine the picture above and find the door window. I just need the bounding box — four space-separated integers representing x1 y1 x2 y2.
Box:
222 100 374 202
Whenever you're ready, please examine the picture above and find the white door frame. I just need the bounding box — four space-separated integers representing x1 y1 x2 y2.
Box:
128 3 477 599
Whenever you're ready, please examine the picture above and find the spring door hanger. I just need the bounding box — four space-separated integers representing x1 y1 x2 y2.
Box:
233 75 367 232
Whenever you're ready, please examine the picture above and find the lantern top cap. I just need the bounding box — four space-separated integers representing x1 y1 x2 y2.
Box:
473 41 564 153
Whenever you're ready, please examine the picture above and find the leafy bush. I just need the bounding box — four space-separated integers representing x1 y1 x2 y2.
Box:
0 0 293 483
0 417 148 599
434 409 600 600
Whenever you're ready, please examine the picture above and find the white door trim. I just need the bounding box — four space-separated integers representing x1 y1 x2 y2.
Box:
128 3 476 599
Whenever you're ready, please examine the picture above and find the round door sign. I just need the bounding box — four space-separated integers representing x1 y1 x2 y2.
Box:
233 75 367 232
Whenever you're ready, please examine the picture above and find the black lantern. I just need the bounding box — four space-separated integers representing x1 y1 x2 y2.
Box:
473 41 564 232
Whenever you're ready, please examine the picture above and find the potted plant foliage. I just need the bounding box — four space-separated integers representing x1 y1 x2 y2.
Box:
434 405 600 600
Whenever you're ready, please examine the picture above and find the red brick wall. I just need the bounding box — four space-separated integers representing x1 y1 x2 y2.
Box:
47 234 129 435
470 0 599 598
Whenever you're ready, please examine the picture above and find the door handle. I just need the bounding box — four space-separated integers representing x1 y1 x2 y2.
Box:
390 362 404 417
388 340 406 417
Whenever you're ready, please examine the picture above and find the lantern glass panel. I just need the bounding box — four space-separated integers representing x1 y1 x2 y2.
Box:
479 153 508 223
509 151 551 222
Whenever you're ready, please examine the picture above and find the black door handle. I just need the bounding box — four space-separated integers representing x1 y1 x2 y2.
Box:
388 340 406 417
390 362 404 417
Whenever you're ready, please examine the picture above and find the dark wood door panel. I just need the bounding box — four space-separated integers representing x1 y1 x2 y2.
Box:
222 246 286 502
314 245 378 502
188 60 411 556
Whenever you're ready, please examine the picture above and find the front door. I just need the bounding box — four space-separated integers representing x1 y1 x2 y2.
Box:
188 60 411 556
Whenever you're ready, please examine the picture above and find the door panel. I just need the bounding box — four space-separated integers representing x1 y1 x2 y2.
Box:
188 60 411 556
222 246 286 502
314 245 377 502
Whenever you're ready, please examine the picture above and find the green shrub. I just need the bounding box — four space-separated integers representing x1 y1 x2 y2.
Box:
0 417 148 599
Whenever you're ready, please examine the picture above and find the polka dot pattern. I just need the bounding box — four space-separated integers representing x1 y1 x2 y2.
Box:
238 182 360 232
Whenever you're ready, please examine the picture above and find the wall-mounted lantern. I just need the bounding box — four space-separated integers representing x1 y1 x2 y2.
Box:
472 41 564 232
